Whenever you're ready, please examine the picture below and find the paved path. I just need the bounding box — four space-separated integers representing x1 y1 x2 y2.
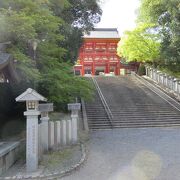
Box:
63 128 180 180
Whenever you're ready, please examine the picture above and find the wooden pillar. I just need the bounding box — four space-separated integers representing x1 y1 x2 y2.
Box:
91 61 95 76
115 61 120 75
81 62 85 76
105 61 110 74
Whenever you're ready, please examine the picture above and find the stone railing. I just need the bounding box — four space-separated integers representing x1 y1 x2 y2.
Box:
145 66 180 97
38 117 79 158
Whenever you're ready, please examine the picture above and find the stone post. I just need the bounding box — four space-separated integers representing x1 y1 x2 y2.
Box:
38 123 42 160
24 110 40 172
178 81 180 95
159 73 162 84
145 66 148 76
156 71 160 82
71 112 78 144
48 121 55 149
149 68 152 79
165 74 168 87
54 121 61 147
61 120 67 146
173 79 177 92
68 103 81 144
16 88 47 172
66 120 72 144
38 103 53 152
40 117 49 152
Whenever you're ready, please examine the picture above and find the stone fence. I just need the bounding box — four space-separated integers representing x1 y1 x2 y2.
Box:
38 118 77 157
145 66 180 98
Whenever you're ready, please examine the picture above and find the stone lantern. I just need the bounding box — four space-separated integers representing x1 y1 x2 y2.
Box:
16 88 47 172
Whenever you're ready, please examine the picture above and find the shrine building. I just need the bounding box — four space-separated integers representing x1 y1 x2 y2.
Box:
74 28 121 76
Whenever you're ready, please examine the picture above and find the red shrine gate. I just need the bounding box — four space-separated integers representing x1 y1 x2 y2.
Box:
74 28 138 76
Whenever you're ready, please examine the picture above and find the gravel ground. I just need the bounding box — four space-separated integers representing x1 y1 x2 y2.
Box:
63 127 180 180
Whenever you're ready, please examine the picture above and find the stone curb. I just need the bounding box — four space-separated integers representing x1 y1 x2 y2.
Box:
1 143 87 180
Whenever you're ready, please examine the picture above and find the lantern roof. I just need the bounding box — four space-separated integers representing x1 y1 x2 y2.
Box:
16 88 47 102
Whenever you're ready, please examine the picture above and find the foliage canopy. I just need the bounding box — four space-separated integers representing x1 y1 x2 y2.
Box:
117 23 161 63
118 0 180 73
0 0 101 110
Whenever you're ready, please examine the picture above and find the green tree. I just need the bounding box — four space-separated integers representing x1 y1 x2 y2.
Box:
137 0 180 72
54 0 102 62
117 23 161 64
0 0 101 110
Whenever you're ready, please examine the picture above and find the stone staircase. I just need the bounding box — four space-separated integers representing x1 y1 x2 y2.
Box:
94 76 180 129
85 91 111 130
110 104 180 128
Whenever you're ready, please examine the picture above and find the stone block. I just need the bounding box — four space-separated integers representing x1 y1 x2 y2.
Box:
66 120 72 144
38 124 43 160
26 117 39 172
48 121 54 149
61 120 67 146
71 116 78 144
40 118 49 152
54 121 61 147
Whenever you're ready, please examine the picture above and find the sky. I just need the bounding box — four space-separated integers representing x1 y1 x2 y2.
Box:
96 0 140 36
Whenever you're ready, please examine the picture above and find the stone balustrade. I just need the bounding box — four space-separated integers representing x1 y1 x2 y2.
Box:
145 66 180 97
39 118 77 153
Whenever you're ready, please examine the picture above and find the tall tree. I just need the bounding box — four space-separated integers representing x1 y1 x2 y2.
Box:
117 23 161 64
0 0 101 110
52 0 102 62
137 0 180 72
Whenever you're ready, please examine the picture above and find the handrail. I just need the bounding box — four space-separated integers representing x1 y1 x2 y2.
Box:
92 77 114 128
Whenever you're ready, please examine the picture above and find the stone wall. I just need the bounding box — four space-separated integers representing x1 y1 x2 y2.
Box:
0 141 24 175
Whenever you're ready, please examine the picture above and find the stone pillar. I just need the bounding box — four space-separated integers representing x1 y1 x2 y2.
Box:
165 75 168 87
71 112 78 144
38 103 53 151
61 120 67 146
153 69 157 81
40 117 49 152
48 121 55 149
173 79 177 92
178 81 180 94
168 76 172 89
68 103 81 144
150 68 152 78
156 71 160 82
24 111 40 172
54 121 61 147
66 120 72 144
15 88 47 172
38 124 42 160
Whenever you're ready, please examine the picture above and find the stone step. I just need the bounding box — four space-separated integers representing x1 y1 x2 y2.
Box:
112 123 180 128
112 115 180 118
86 114 109 117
